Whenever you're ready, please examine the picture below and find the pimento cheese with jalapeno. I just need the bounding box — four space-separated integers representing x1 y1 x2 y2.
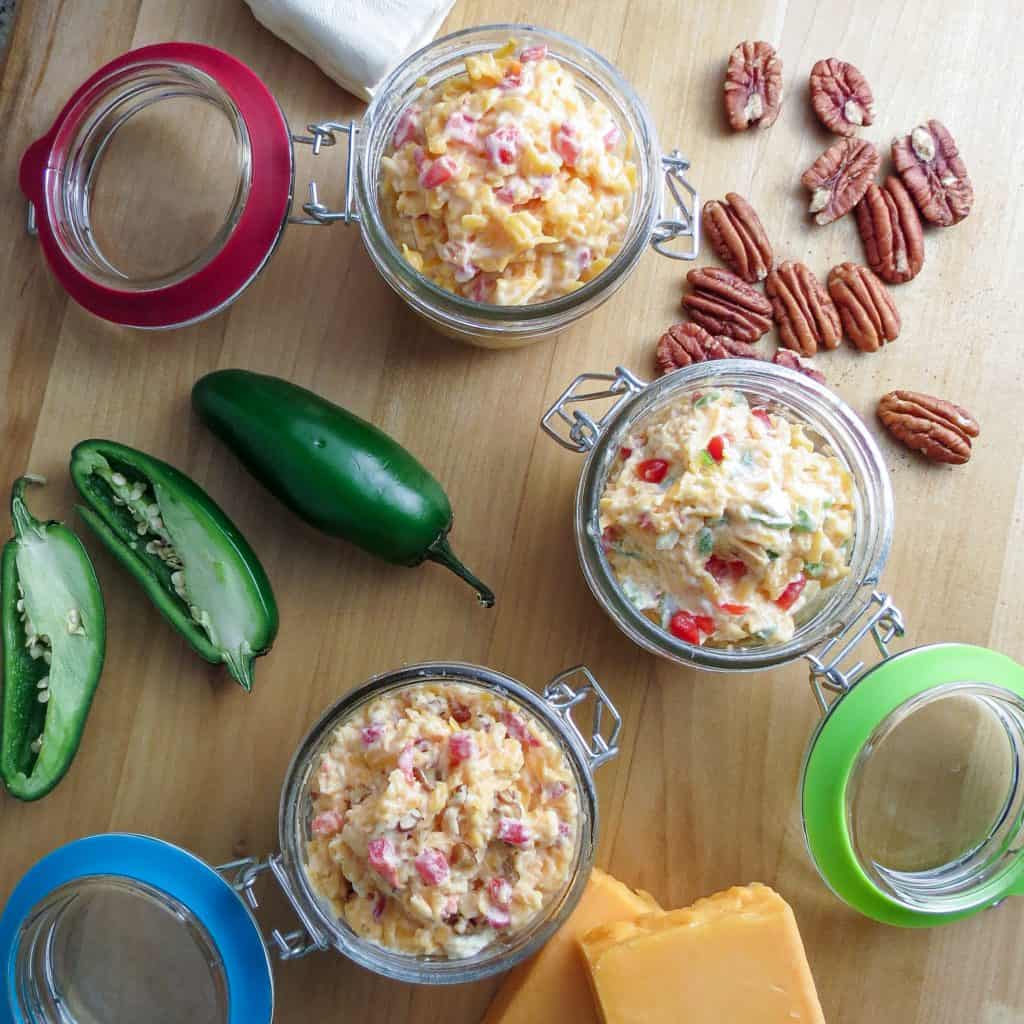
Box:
380 41 637 305
599 389 854 646
305 683 579 958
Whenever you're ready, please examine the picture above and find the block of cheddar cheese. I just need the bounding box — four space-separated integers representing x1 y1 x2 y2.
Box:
581 883 825 1024
481 868 660 1024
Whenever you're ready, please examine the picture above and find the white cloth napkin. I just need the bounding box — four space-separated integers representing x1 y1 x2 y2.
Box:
245 0 455 101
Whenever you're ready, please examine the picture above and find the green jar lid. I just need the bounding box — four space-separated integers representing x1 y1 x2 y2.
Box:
801 642 1024 927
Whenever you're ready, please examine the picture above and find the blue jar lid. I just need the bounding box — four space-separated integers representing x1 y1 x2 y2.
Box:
1 834 274 1024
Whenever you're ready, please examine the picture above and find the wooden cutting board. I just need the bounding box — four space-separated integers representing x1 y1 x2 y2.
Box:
2 1 1022 1021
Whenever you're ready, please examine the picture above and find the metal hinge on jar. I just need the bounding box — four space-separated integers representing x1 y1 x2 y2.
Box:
217 854 329 960
805 590 906 713
651 151 700 260
541 366 647 453
289 121 360 226
542 666 622 771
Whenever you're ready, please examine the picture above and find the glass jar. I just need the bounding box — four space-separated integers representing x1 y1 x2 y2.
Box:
0 662 620 1022
20 28 699 343
541 362 1024 927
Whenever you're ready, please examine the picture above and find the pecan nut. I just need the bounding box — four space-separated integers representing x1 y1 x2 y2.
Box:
656 321 761 375
702 193 773 283
772 349 826 385
877 390 979 465
809 58 876 136
827 262 900 352
724 41 783 131
801 137 879 225
681 267 773 343
855 177 925 284
891 120 973 226
764 261 841 356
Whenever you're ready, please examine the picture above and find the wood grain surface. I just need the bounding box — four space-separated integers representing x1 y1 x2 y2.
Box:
2 1 1023 1021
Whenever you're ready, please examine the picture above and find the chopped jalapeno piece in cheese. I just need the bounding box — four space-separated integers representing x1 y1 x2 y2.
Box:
598 390 855 646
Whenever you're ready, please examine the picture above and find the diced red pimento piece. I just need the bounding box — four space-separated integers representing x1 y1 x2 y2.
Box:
669 610 716 644
469 275 492 303
398 742 416 782
392 105 421 147
707 435 726 462
776 577 807 611
519 45 548 61
445 110 479 146
485 125 520 167
450 702 471 724
719 602 750 615
603 123 622 149
414 847 450 886
449 731 476 765
420 155 458 189
368 837 400 887
576 247 592 272
752 408 772 428
638 513 655 532
497 818 532 846
705 555 748 583
361 724 383 745
500 711 541 747
601 525 620 553
636 458 669 483
311 810 345 837
372 892 388 920
558 820 571 838
546 781 568 800
488 877 513 907
554 122 582 166
486 906 511 929
620 447 632 459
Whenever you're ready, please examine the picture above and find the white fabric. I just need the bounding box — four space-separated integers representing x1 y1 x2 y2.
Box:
245 0 455 101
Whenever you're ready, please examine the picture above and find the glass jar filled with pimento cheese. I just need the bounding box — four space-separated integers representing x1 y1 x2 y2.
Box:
0 662 621 1022
542 361 1024 930
20 27 699 343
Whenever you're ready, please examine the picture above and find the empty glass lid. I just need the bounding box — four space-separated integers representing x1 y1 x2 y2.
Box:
802 643 1024 926
0 834 273 1024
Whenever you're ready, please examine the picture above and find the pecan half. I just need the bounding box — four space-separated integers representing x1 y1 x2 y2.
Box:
827 262 900 352
772 349 826 385
681 267 773 343
801 137 879 225
855 177 925 284
656 321 761 375
877 390 979 465
892 120 973 226
702 193 773 283
724 41 783 131
764 261 841 356
809 58 875 136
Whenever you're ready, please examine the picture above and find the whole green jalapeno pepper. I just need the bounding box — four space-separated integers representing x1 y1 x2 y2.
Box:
69 440 278 691
1 476 106 801
191 370 495 607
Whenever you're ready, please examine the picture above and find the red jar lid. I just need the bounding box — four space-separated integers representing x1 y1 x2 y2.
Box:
19 42 294 329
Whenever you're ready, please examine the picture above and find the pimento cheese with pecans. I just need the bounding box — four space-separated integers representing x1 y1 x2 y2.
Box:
305 683 579 957
600 389 854 646
380 40 637 305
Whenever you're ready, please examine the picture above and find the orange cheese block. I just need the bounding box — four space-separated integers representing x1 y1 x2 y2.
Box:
581 883 825 1024
481 868 660 1024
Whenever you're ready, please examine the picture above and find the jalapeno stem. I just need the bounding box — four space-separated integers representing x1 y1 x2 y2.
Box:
10 475 47 540
426 535 495 608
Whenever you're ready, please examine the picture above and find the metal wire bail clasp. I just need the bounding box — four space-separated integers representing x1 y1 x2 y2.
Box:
651 151 700 260
543 666 622 771
805 590 906 714
541 366 647 453
217 854 329 960
290 120 359 226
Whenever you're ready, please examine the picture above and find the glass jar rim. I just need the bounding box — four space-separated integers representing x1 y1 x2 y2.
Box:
572 362 894 671
354 23 663 334
275 660 600 984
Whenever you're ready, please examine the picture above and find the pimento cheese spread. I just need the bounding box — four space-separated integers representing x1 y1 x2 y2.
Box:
380 41 638 305
305 683 579 957
599 389 854 646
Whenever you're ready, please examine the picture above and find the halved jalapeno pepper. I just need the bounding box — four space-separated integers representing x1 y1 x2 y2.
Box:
70 441 278 691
